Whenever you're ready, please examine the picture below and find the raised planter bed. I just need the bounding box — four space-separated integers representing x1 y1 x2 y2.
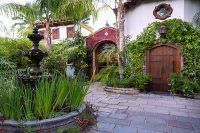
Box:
1 103 86 133
104 86 139 95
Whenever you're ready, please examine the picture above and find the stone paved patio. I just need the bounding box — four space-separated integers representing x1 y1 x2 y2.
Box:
84 82 200 133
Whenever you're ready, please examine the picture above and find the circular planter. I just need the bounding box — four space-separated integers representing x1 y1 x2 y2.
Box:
1 103 86 133
104 86 139 95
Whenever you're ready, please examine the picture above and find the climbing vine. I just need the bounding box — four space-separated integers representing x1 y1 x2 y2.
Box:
126 19 200 95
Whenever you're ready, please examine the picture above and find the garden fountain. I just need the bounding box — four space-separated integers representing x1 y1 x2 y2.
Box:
1 27 87 133
18 27 48 86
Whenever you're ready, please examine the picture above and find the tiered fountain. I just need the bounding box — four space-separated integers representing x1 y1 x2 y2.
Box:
18 27 48 86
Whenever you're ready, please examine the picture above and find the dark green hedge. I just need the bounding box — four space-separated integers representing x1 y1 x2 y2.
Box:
0 37 32 69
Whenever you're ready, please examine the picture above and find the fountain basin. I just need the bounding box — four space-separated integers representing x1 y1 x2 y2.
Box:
1 103 86 133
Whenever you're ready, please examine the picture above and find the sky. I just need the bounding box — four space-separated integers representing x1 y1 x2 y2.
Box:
0 0 116 37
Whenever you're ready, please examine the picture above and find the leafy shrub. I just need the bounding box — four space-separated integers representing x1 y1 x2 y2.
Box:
169 73 200 97
41 41 69 73
42 32 90 75
95 66 150 90
128 73 150 91
0 37 32 69
0 57 16 73
95 66 119 86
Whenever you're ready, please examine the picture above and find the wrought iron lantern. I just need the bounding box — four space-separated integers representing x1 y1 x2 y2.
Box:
158 25 168 37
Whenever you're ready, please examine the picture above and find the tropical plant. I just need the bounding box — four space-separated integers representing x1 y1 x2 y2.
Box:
95 66 119 86
96 66 150 89
0 21 8 35
98 43 118 65
193 11 200 31
0 72 90 120
0 2 42 37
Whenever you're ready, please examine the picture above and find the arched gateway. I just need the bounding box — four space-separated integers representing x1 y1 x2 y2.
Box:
86 26 117 75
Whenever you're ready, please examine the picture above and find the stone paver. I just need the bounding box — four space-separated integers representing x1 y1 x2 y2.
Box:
84 83 200 133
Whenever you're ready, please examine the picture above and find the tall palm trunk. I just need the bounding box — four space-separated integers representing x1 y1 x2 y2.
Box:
117 0 125 80
45 20 50 48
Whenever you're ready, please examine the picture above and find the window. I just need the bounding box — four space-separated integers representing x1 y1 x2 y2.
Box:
52 28 60 40
67 27 74 38
153 3 173 20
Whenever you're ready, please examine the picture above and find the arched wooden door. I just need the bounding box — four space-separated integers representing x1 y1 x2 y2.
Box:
146 44 181 92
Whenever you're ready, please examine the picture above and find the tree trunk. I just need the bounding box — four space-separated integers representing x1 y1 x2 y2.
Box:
44 13 51 49
117 0 125 80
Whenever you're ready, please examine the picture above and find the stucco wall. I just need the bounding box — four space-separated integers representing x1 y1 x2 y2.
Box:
125 0 188 39
184 0 200 22
38 25 90 44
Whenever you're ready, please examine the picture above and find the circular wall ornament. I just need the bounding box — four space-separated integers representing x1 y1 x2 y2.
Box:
153 3 173 20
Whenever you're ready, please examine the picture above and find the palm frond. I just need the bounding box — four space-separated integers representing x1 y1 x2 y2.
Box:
193 11 200 30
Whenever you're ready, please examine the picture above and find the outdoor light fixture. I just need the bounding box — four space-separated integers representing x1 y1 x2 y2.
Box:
158 25 168 37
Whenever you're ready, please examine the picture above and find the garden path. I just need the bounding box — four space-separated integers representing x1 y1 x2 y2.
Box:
84 82 200 133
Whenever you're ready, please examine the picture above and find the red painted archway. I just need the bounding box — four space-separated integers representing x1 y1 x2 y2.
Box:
86 26 117 74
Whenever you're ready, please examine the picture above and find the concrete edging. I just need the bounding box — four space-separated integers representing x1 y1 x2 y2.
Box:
104 86 139 95
1 103 86 133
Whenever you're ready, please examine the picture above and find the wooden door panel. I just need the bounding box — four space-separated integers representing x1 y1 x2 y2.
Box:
147 44 180 92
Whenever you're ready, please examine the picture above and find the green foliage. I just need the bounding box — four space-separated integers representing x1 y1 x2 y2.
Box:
95 66 119 86
126 19 200 93
128 73 150 91
0 37 32 69
58 125 80 133
96 66 150 90
41 41 69 73
0 56 16 73
98 43 117 65
0 73 22 120
0 72 90 120
169 73 200 97
42 32 89 75
34 77 56 119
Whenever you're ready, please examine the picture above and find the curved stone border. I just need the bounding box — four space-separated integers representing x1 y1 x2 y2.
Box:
2 103 86 133
104 86 139 95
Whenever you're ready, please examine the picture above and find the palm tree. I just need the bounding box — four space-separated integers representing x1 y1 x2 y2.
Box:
193 11 200 31
0 2 42 38
0 21 8 36
57 0 98 33
10 2 42 37
0 0 99 48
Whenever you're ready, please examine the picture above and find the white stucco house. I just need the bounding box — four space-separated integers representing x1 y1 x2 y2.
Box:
124 0 200 39
35 20 90 44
